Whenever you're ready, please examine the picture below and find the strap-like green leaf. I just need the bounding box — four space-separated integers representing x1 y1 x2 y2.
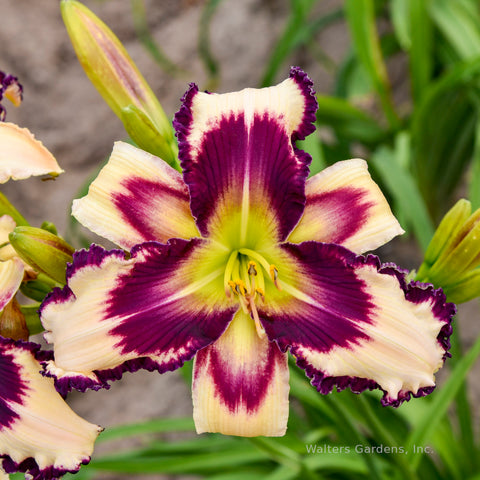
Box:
344 0 400 129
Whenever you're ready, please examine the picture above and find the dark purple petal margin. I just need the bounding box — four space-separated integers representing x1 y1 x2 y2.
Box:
2 455 91 480
42 355 179 397
0 71 23 121
291 252 455 407
288 67 317 142
0 338 91 480
173 67 318 241
40 241 236 395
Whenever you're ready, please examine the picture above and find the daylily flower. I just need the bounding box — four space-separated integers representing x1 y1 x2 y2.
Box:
0 72 101 478
0 338 102 479
0 72 22 121
40 68 455 437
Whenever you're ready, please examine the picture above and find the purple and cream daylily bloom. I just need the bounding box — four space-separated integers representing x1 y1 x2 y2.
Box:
40 68 454 437
0 72 63 183
0 72 22 122
0 72 101 479
0 338 102 480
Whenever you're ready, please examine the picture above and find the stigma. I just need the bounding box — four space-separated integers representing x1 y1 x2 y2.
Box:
224 249 281 338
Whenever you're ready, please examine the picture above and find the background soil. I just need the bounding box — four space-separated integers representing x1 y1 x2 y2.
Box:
0 1 478 479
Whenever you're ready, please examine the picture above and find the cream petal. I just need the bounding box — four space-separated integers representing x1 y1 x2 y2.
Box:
174 67 317 245
288 159 404 253
0 339 101 479
72 141 199 250
260 242 455 406
0 259 24 312
0 123 63 183
193 310 289 437
40 240 236 394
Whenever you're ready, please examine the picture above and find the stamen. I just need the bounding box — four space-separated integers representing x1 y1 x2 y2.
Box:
270 265 281 290
241 257 252 293
238 292 250 314
227 280 237 296
248 296 266 339
234 280 247 297
255 287 265 303
256 265 265 296
223 249 278 336
224 250 238 296
238 248 271 273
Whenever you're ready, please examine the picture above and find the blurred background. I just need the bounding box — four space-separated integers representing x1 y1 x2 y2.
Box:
1 1 480 479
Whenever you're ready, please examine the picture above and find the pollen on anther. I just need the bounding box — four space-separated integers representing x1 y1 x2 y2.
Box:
270 265 278 281
234 280 247 297
269 265 281 290
248 261 257 276
227 280 237 296
256 287 265 302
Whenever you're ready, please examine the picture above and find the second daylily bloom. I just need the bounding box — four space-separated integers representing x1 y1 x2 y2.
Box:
40 68 455 437
0 71 101 478
0 72 22 121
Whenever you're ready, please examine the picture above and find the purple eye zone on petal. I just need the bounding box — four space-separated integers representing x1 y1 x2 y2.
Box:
180 111 310 241
105 240 235 368
112 177 189 241
315 187 375 245
0 349 29 429
195 341 280 414
261 243 376 354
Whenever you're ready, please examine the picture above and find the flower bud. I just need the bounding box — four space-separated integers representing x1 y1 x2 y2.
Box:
20 303 44 336
61 0 177 164
40 221 58 235
421 199 471 270
20 279 53 302
9 227 74 284
0 297 29 341
121 104 179 168
442 270 480 304
417 199 480 302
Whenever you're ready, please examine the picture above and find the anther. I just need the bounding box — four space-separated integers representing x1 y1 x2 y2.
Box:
255 287 265 302
234 280 247 297
269 265 281 289
227 280 237 296
248 261 257 276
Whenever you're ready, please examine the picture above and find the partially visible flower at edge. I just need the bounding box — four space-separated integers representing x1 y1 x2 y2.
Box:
0 72 101 480
0 72 22 121
40 68 455 437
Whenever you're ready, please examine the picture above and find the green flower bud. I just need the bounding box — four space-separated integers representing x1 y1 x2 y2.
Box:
421 199 471 269
61 0 177 164
417 199 480 302
20 303 44 336
121 104 179 169
20 279 53 302
442 270 480 304
41 221 58 235
9 227 74 284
